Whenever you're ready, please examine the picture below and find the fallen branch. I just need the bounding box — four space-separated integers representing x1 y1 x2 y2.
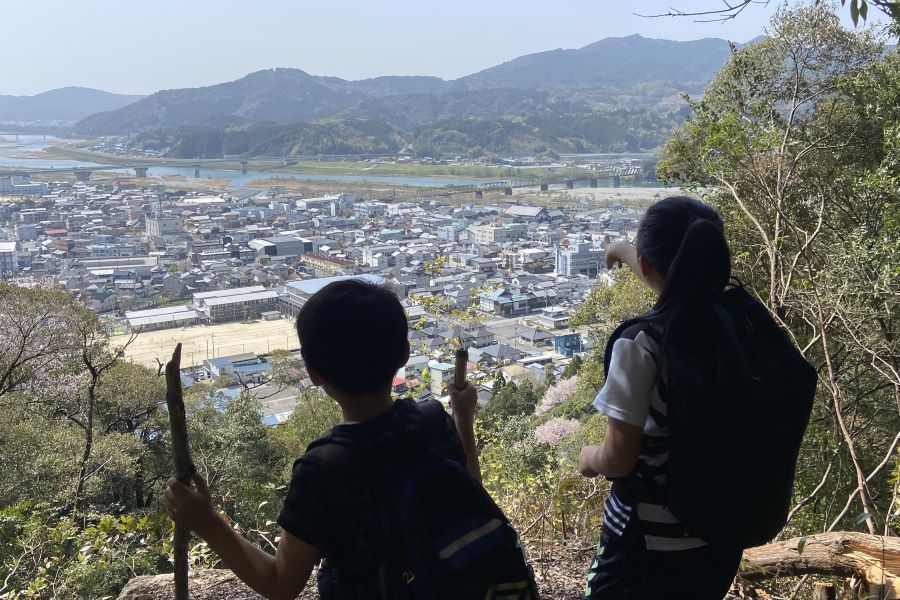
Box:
741 532 899 596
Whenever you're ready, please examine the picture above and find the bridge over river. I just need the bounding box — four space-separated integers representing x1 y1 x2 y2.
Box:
0 157 281 181
410 166 640 199
1 158 639 198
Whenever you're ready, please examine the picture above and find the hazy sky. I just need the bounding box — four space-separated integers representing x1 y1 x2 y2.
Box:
3 1 885 96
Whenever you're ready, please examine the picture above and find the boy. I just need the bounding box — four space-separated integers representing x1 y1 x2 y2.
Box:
164 279 481 600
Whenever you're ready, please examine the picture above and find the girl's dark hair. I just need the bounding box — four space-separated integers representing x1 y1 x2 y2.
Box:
635 196 733 370
636 196 731 314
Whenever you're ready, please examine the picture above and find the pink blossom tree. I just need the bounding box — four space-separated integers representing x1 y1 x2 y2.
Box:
535 417 580 446
534 376 579 417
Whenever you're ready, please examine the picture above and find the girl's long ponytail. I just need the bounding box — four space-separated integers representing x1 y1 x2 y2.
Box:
635 196 733 375
654 217 731 318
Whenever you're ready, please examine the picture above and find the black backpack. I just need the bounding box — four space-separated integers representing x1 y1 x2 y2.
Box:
604 283 816 549
313 400 539 600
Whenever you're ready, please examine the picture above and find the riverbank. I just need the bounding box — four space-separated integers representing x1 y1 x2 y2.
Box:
37 145 547 179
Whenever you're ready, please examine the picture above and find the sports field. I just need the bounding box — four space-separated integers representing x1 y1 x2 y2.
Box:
111 318 298 368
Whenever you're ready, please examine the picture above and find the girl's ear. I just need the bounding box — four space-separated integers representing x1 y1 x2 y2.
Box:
638 255 665 296
638 255 655 282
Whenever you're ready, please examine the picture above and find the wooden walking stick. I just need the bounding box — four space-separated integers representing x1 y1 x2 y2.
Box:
454 346 468 391
165 343 193 600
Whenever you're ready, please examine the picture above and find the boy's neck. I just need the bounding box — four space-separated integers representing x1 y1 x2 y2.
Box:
335 389 394 423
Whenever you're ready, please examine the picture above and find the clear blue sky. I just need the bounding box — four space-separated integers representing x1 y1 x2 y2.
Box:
3 0 885 96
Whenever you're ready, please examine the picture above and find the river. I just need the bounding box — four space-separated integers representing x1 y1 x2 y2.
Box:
0 134 659 190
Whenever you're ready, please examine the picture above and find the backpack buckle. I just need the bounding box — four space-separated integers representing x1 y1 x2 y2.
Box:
402 570 415 584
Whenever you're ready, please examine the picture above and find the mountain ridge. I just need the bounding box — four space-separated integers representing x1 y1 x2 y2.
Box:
0 87 145 124
73 34 742 136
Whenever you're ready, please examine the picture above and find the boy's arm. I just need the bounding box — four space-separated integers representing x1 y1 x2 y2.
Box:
165 474 318 600
449 382 481 483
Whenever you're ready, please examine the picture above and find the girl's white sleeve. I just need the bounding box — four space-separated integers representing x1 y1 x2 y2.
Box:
592 337 656 428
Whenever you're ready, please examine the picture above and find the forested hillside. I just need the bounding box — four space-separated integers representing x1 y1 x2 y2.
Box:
134 108 686 158
135 120 407 158
72 34 733 157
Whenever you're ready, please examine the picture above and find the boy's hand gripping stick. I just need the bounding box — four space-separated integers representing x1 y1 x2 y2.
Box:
454 347 468 390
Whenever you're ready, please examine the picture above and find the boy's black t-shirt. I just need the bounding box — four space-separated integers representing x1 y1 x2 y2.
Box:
277 397 466 598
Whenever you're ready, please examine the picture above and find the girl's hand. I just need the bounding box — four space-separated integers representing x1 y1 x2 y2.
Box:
164 473 217 535
605 242 637 271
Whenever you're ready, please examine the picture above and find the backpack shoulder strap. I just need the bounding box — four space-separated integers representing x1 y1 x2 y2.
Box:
603 316 658 376
416 398 451 438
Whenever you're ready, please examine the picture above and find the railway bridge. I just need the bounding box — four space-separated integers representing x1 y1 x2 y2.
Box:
413 166 640 199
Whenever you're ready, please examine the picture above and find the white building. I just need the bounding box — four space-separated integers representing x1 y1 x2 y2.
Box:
0 175 48 196
193 286 279 324
0 241 18 274
125 305 199 331
555 242 604 278
474 224 513 245
146 214 184 237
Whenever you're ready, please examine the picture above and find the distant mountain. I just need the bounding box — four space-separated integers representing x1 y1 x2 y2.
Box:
74 34 743 136
0 87 144 123
76 69 356 135
68 33 755 160
452 35 734 91
330 88 588 132
315 75 449 97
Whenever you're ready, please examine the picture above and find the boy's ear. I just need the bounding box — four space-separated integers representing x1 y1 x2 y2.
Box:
400 340 411 368
306 363 323 387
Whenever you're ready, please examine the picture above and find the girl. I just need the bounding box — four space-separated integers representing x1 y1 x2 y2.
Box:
579 196 742 599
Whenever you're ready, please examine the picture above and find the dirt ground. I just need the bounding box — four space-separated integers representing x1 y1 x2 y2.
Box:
116 550 590 600
111 318 298 367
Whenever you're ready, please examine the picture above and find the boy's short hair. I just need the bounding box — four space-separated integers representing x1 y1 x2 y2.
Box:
296 279 408 396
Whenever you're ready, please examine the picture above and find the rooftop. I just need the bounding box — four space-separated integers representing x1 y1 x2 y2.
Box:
285 274 386 297
194 285 266 300
202 290 279 307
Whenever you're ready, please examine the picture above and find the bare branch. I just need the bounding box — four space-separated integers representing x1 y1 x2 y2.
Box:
635 0 770 22
827 431 900 531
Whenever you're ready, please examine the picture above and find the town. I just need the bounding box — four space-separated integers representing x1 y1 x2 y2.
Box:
0 176 650 425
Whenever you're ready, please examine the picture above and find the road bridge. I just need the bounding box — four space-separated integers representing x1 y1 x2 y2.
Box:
412 167 640 199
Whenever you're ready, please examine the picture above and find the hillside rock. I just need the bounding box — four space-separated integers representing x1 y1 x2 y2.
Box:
116 569 315 600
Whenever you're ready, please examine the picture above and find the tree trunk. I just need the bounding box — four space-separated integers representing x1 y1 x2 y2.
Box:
72 379 98 515
741 532 900 597
134 457 145 508
73 427 93 514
